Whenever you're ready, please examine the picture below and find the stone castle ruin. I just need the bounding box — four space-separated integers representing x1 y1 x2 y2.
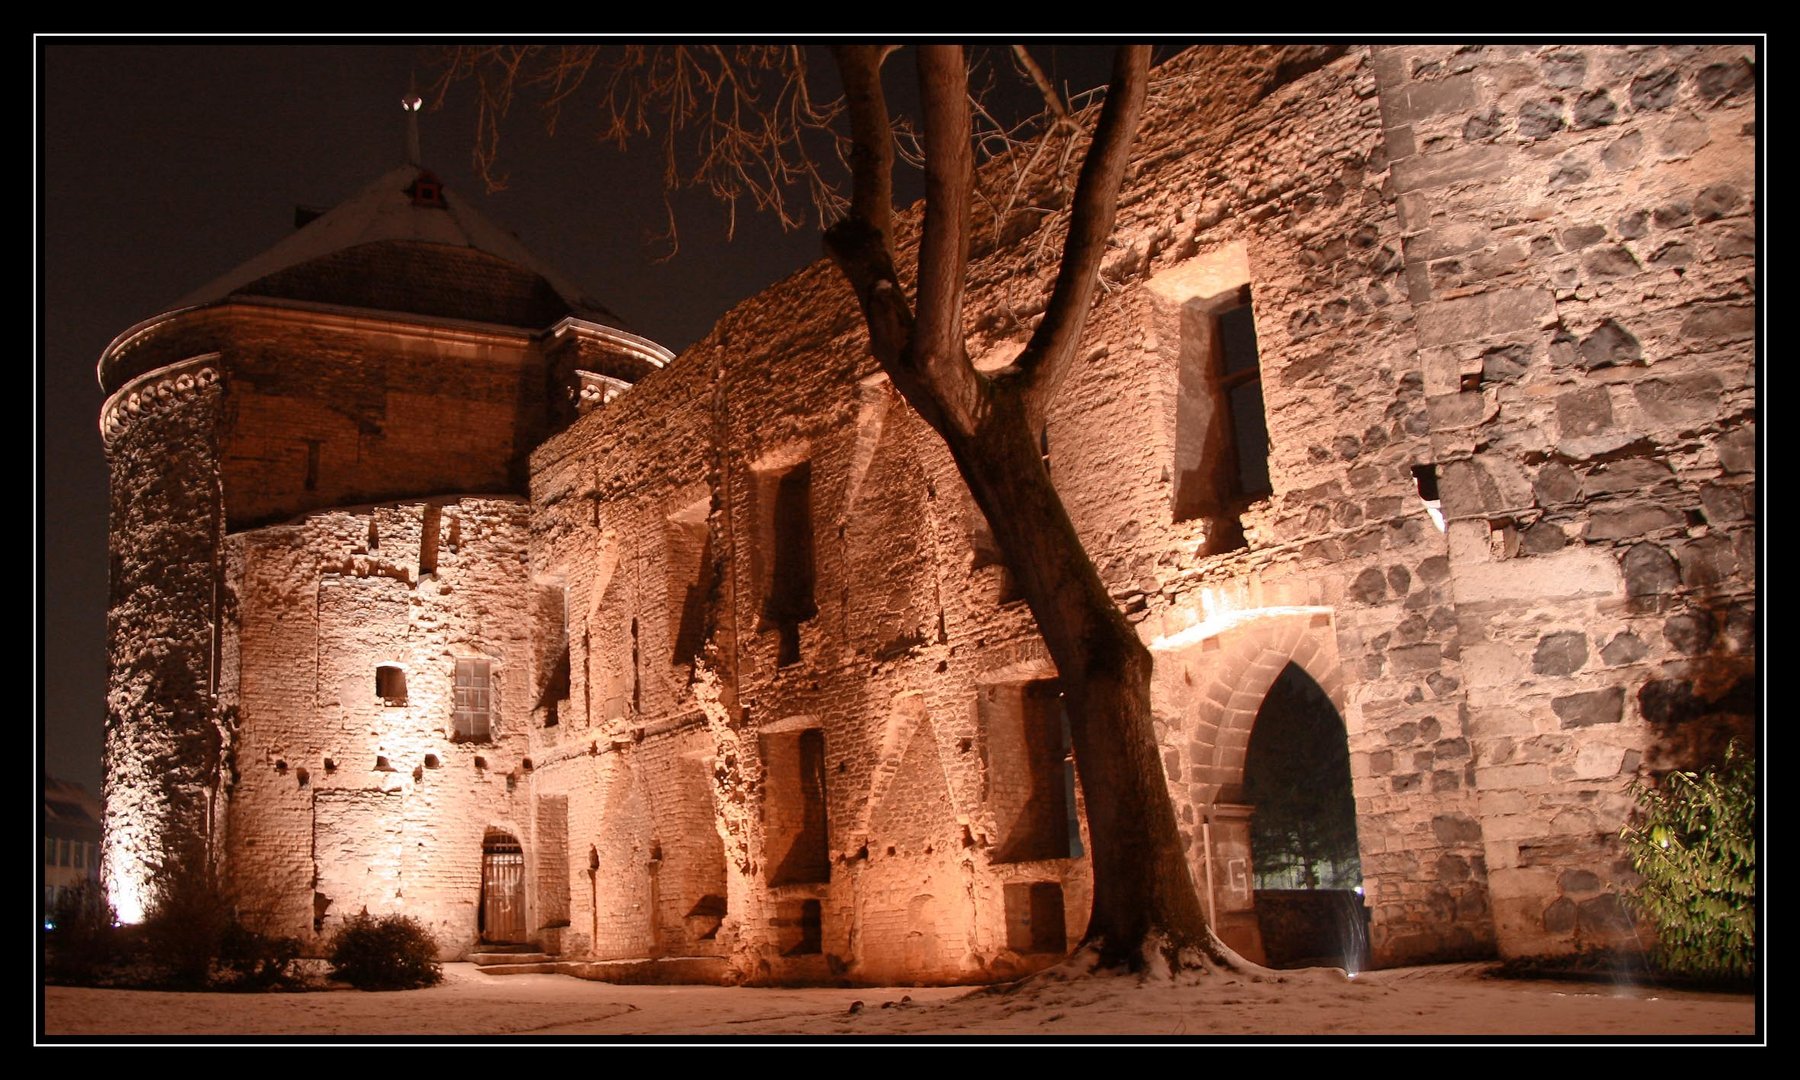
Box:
98 44 1757 984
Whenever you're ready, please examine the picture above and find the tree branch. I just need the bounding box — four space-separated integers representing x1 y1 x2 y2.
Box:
824 218 947 434
823 46 940 430
1011 45 1076 132
1015 45 1150 417
910 45 983 435
830 45 895 252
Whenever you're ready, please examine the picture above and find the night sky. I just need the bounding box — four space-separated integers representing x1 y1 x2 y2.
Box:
39 40 1124 793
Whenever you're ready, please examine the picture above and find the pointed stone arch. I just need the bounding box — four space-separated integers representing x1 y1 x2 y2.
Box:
1149 606 1347 825
1148 607 1353 965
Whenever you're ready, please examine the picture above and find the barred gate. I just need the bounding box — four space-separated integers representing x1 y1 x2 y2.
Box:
481 832 526 943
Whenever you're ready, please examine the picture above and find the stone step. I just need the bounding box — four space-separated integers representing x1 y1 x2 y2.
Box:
559 956 733 985
468 951 555 966
474 961 563 976
474 955 732 985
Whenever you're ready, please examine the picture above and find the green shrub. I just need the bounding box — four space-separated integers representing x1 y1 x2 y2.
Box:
1620 741 1757 980
327 912 443 990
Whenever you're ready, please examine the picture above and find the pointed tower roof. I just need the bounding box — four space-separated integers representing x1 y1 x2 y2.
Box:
172 163 629 332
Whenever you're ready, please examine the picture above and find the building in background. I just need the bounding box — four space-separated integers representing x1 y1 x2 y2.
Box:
44 775 103 924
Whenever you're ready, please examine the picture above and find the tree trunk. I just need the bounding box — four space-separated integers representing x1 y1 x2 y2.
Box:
944 398 1225 970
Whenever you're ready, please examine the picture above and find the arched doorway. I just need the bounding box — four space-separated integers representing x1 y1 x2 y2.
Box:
480 829 527 944
1241 662 1367 969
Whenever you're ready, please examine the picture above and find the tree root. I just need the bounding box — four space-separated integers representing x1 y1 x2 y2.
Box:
1010 929 1354 991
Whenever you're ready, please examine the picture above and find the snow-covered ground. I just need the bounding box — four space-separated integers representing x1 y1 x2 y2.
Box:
41 960 1755 1041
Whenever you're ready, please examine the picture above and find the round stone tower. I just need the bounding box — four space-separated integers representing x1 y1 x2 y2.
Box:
97 155 671 925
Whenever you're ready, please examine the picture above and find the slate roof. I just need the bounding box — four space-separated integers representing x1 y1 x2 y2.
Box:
173 164 628 332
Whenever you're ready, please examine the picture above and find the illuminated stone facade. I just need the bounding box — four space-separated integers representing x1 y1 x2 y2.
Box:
100 44 1757 981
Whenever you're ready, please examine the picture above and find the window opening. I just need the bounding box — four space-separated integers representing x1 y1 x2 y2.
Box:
985 679 1081 863
376 664 407 706
1173 284 1271 552
454 658 493 742
1005 881 1068 953
762 462 817 667
1412 463 1446 531
630 618 641 714
303 439 322 492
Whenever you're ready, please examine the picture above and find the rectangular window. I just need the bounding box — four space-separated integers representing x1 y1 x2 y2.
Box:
534 584 570 728
303 439 322 492
376 664 408 705
1173 283 1270 551
454 658 493 742
1217 296 1272 500
666 499 712 671
759 461 817 667
777 898 824 956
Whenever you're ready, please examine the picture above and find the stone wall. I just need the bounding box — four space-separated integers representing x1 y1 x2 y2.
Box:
1046 45 1498 966
519 43 1754 978
1367 42 1757 958
220 497 540 955
101 356 226 925
518 45 1505 978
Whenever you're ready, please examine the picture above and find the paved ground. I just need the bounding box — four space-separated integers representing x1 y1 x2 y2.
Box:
40 959 1759 1041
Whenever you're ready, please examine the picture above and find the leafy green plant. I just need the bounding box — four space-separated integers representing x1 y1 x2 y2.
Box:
1620 741 1757 980
327 911 443 990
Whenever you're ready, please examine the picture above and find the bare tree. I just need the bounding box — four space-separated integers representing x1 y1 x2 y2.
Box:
434 42 1245 973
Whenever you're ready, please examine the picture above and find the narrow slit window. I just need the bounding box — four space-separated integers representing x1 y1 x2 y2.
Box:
1216 290 1272 501
762 461 817 667
303 439 322 492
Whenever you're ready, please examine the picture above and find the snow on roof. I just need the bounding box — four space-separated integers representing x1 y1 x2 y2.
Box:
172 164 625 331
43 775 103 832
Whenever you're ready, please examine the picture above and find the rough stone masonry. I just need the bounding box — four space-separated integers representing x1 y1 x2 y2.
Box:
98 43 1756 983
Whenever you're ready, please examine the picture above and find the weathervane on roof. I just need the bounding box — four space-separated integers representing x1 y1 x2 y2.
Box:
403 87 424 167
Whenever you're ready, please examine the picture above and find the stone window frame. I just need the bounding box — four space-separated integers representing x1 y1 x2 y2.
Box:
1151 243 1276 552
